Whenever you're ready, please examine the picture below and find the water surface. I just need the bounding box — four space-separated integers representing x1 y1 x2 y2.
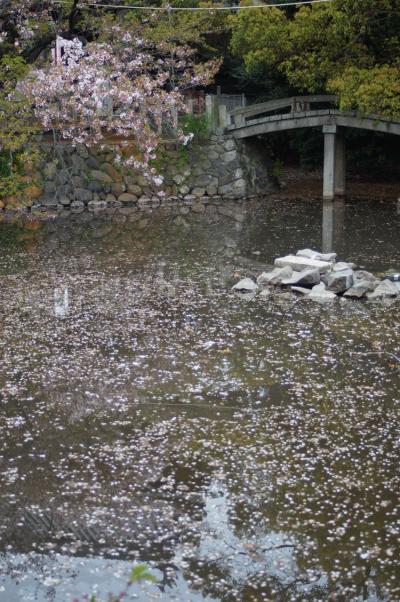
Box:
0 198 399 601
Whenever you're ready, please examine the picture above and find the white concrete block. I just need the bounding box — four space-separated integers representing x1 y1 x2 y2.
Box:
274 255 334 273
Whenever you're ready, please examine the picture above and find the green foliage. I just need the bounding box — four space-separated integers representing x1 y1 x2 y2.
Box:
271 158 284 179
125 0 228 51
229 6 289 82
180 113 210 142
329 64 400 118
230 0 400 117
75 564 158 601
129 564 158 584
0 151 10 179
0 55 30 83
150 144 189 176
0 89 37 153
0 55 34 151
0 147 41 205
0 174 26 202
0 54 40 204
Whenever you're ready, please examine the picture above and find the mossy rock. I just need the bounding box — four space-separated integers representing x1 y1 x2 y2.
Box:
100 163 122 182
24 185 43 200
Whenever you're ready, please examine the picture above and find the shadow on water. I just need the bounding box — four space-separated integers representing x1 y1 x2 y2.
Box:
0 197 399 601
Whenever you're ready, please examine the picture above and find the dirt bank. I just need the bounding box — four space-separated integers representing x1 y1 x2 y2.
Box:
272 167 399 202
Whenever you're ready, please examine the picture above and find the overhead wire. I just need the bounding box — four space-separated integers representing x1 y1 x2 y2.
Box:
52 0 334 12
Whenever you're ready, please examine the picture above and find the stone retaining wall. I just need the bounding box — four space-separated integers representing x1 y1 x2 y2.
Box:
27 190 262 221
31 134 273 213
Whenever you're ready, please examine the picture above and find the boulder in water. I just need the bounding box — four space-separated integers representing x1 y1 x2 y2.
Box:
367 279 399 300
296 249 337 262
308 282 337 302
231 278 259 293
332 261 357 272
257 266 293 286
325 269 354 293
282 267 320 286
344 280 376 298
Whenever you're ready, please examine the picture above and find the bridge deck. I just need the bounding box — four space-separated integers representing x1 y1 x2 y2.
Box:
226 109 400 138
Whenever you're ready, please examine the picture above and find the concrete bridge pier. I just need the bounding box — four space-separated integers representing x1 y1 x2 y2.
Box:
323 125 346 200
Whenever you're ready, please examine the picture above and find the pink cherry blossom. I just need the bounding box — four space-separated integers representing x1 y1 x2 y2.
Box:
20 25 220 182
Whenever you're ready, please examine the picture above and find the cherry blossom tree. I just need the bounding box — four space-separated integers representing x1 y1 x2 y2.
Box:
0 2 221 189
20 27 220 181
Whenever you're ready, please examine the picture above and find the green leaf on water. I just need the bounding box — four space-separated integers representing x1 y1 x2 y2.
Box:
129 564 158 584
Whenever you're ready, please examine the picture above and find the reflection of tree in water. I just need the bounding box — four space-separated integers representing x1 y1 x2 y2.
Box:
183 560 329 602
170 478 325 601
163 402 399 602
182 553 385 601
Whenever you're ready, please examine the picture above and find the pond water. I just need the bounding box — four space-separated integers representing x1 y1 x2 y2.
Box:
0 197 399 602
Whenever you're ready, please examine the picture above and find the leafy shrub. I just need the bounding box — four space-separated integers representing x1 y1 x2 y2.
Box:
180 113 210 142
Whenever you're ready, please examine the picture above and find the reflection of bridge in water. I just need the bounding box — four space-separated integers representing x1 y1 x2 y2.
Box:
322 198 345 253
207 94 400 200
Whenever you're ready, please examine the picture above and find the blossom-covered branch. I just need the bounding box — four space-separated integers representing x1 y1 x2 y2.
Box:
21 29 220 180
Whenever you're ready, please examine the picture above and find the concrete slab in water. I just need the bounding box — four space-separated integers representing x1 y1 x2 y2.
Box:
275 255 333 273
296 248 337 262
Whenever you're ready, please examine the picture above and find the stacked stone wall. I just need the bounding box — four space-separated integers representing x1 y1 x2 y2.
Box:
30 134 273 213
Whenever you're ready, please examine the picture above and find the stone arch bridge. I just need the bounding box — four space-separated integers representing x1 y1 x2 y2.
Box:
207 95 400 200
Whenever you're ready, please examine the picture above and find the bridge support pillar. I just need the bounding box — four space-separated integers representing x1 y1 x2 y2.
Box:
218 104 229 131
322 125 337 200
334 130 346 196
323 125 346 200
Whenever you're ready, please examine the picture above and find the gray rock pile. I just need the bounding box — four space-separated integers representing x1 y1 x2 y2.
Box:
232 248 400 303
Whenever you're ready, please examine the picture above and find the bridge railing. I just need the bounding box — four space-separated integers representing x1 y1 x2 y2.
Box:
206 93 246 133
228 95 338 128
